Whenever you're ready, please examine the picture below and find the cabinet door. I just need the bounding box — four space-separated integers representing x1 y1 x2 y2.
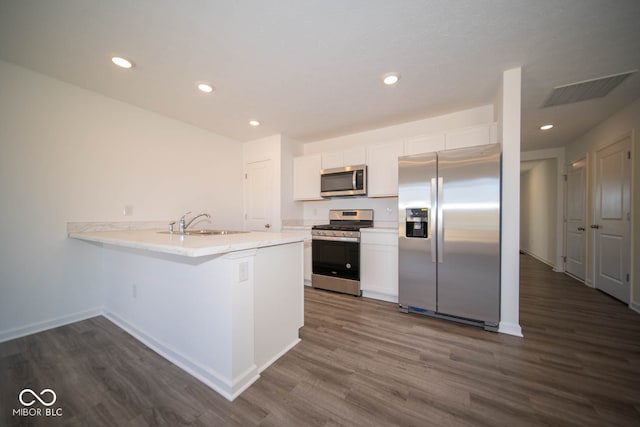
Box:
366 141 404 197
405 134 445 156
322 147 366 169
445 123 496 150
281 228 312 285
343 147 366 166
321 151 343 169
361 231 399 302
293 155 322 200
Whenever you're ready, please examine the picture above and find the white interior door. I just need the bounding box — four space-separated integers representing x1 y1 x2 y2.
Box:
593 136 631 303
565 159 586 281
245 159 275 232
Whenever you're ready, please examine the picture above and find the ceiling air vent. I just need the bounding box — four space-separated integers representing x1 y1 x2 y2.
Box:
542 70 637 107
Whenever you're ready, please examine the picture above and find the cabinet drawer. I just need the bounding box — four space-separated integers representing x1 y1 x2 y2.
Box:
361 230 398 246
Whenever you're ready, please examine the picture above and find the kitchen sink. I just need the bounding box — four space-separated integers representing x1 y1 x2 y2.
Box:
157 229 249 236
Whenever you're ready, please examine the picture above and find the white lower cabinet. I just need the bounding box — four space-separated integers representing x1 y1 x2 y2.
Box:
361 229 398 303
282 227 312 285
303 240 311 285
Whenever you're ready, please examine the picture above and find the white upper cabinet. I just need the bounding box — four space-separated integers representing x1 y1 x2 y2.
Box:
404 133 445 156
343 147 367 166
293 154 322 200
292 123 496 201
321 151 343 169
445 123 497 150
321 147 366 170
366 140 404 197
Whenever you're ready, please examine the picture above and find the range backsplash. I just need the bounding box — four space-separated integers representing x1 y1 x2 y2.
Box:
301 196 397 228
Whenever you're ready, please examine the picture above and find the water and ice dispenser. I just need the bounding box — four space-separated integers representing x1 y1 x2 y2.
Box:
405 208 429 238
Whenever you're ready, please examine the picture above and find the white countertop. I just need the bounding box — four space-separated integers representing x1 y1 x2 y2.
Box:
69 229 306 258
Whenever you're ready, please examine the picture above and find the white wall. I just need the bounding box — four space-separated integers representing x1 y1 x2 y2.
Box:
565 97 640 312
499 67 523 337
0 60 243 340
566 98 640 163
520 159 557 266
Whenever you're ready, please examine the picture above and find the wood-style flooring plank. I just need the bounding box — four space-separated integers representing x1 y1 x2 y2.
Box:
1 255 639 426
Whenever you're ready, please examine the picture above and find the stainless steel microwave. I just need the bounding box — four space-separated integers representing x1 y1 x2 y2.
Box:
320 165 367 197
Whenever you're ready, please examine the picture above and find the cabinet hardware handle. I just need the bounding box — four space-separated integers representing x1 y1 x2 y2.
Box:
590 224 600 229
577 227 585 231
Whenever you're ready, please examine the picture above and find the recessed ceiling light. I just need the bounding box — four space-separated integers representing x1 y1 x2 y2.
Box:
111 56 134 69
197 83 214 93
382 72 400 85
249 120 261 127
540 124 554 130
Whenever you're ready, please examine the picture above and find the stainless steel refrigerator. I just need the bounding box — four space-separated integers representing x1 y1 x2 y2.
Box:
398 144 501 331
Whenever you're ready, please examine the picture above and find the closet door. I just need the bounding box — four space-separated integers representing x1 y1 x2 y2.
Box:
593 136 631 303
565 159 586 281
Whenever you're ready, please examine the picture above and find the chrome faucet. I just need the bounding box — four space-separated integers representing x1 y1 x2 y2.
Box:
178 211 211 234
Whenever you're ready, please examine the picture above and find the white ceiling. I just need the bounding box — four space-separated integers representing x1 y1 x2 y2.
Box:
1 1 639 151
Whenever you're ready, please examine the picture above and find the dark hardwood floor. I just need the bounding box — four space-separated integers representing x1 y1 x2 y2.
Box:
2 255 639 426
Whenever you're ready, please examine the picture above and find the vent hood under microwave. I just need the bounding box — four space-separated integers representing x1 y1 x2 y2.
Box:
320 165 367 197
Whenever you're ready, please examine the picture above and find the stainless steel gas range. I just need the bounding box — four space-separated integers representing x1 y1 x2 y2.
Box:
311 209 373 296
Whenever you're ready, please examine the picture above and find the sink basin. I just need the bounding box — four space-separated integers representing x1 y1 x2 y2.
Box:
158 229 249 236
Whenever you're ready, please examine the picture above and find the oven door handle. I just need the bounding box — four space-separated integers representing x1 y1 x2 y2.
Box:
312 235 359 243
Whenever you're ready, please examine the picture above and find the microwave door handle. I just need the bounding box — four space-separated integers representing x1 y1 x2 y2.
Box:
352 170 357 190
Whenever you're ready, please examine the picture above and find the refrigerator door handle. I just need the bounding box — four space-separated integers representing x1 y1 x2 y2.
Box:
437 176 444 263
430 178 437 263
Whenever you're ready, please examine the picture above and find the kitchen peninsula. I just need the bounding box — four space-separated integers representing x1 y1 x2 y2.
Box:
69 226 305 401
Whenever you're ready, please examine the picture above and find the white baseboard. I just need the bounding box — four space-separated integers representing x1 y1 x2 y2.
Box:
103 310 258 401
362 290 398 304
564 271 586 284
520 249 556 269
256 338 301 373
0 307 103 343
498 321 523 337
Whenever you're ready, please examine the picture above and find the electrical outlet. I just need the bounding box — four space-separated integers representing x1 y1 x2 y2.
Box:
123 205 134 216
132 283 137 299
